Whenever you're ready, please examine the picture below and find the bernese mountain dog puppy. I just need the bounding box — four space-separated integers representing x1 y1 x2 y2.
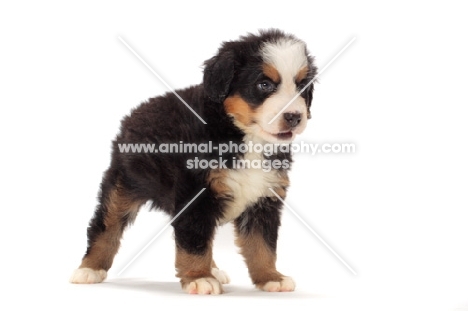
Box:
70 29 317 294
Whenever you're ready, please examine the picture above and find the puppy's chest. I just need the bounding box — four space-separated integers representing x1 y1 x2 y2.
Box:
208 152 289 224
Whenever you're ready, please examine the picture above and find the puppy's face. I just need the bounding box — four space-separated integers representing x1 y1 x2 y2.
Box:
204 31 317 143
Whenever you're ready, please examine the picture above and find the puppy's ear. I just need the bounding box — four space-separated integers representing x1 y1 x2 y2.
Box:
305 82 315 119
203 51 236 103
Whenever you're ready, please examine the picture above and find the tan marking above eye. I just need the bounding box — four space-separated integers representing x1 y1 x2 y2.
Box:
262 63 280 83
295 66 309 83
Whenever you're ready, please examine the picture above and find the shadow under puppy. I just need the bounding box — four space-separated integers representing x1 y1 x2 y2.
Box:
70 29 317 294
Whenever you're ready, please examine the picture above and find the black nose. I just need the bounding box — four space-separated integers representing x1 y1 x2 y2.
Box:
283 112 302 128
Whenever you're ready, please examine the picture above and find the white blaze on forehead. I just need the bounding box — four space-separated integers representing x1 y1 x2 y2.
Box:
261 38 308 83
254 38 309 141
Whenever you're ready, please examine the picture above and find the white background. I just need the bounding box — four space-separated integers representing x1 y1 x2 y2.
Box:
1 1 467 310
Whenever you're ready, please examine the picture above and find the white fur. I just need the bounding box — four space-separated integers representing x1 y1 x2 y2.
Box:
185 277 222 295
256 93 308 141
69 268 107 284
261 276 296 292
258 39 309 142
219 135 286 224
262 39 307 83
211 267 230 284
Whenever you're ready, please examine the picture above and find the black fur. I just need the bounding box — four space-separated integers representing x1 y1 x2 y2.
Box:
235 196 283 251
76 29 317 290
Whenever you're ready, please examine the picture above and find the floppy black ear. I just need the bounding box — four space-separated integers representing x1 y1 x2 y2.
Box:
305 82 315 119
203 51 236 103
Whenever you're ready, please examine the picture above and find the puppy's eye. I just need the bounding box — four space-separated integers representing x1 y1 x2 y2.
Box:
297 79 309 90
257 81 276 93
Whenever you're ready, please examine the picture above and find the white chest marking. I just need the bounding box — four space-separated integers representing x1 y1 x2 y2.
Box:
219 151 284 224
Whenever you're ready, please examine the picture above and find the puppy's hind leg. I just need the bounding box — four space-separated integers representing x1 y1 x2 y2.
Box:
70 179 144 284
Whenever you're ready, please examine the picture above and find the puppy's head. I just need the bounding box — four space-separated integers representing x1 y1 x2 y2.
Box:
204 29 317 143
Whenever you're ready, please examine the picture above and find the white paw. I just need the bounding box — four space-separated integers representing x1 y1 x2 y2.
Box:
211 267 230 284
184 277 223 295
69 268 107 284
261 276 295 292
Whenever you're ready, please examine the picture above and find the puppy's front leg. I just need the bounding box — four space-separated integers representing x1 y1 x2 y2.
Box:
175 244 223 295
173 199 223 295
234 197 295 292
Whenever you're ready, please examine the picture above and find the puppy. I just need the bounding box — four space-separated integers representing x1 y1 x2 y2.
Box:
70 29 317 294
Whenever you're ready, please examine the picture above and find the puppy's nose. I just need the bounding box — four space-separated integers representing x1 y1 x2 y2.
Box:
283 112 302 128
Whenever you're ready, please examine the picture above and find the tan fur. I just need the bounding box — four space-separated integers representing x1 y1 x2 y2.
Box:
175 244 215 285
80 186 143 271
263 63 280 83
235 230 283 287
271 186 287 200
224 95 256 127
207 169 232 199
271 170 289 200
295 66 309 83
